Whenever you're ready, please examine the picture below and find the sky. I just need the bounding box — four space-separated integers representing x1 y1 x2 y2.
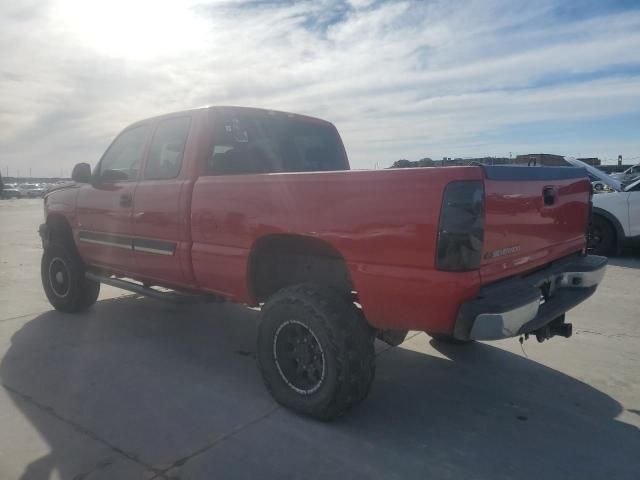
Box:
2 0 640 177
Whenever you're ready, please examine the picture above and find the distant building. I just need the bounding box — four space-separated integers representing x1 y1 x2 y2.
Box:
576 157 601 166
514 154 567 166
389 153 607 169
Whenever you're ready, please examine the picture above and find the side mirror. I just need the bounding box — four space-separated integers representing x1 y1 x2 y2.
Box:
71 163 92 183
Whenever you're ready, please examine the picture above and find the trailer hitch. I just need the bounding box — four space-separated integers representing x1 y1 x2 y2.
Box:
533 314 573 343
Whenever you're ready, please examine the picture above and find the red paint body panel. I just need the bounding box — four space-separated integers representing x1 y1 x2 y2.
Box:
132 180 191 285
43 106 592 336
190 167 484 332
75 181 138 273
480 177 591 284
130 109 205 287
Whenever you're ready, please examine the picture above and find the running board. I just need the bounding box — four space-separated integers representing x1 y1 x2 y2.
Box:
85 272 222 304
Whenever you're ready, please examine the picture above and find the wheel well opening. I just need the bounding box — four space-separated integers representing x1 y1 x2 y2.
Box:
249 234 354 303
46 215 75 247
592 212 618 242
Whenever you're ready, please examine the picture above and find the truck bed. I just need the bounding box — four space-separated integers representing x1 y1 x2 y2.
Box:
190 165 591 333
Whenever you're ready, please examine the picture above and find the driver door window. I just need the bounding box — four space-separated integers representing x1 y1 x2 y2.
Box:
76 124 149 273
98 125 149 181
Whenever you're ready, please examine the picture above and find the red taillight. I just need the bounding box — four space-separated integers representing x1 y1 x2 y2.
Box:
435 181 485 271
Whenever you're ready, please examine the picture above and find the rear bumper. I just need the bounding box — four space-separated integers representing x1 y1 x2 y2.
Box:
454 254 607 341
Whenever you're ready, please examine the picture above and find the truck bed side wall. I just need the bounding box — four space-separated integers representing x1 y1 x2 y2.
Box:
191 167 483 332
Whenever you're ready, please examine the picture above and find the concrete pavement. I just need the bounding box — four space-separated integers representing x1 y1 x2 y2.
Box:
1 199 638 479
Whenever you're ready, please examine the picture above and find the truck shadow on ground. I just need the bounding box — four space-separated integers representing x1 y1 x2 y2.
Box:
607 247 640 269
1 296 638 479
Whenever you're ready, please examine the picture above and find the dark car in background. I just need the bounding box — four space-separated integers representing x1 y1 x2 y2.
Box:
1 188 23 199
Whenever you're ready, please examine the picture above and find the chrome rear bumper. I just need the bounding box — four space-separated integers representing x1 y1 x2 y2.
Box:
454 254 607 341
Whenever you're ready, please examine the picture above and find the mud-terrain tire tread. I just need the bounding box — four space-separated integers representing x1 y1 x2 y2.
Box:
257 284 375 420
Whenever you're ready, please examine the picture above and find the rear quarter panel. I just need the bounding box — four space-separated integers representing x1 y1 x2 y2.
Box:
191 167 483 332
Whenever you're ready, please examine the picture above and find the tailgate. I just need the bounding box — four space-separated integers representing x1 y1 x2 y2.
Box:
480 166 591 284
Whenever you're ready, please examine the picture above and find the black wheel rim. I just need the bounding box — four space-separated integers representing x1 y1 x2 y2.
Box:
273 320 326 395
48 257 71 298
588 226 602 248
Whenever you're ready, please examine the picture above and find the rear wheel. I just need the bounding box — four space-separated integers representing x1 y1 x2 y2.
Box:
257 284 375 420
588 215 615 256
41 242 100 312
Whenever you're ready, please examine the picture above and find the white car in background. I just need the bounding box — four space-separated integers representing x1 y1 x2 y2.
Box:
566 158 640 255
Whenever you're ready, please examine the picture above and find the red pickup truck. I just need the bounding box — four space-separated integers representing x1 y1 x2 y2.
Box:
40 106 606 419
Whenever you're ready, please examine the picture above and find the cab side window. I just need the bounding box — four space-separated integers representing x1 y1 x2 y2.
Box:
207 113 277 175
98 125 150 181
144 116 191 180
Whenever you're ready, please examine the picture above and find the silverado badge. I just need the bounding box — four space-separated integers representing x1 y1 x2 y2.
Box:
484 245 521 260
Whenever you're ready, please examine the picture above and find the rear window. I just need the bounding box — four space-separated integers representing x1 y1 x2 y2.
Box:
206 110 347 175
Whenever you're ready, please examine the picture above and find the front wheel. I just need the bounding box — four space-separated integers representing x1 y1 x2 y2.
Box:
41 242 100 313
257 284 375 420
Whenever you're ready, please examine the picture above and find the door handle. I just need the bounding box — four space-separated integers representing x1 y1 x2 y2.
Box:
120 193 132 207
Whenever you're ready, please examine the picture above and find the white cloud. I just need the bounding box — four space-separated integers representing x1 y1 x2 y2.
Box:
1 0 640 176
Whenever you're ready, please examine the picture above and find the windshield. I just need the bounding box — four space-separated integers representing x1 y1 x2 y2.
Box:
565 158 622 191
624 177 640 192
624 163 640 175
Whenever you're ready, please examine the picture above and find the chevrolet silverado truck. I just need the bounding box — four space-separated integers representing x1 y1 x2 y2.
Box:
40 106 607 419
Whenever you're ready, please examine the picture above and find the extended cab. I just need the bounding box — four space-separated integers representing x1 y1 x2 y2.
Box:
40 106 606 419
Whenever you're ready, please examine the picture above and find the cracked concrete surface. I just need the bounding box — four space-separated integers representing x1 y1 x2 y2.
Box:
0 199 638 479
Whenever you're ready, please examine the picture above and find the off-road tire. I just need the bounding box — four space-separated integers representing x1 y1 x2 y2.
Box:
257 284 375 420
41 242 100 312
588 215 616 256
430 333 474 345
